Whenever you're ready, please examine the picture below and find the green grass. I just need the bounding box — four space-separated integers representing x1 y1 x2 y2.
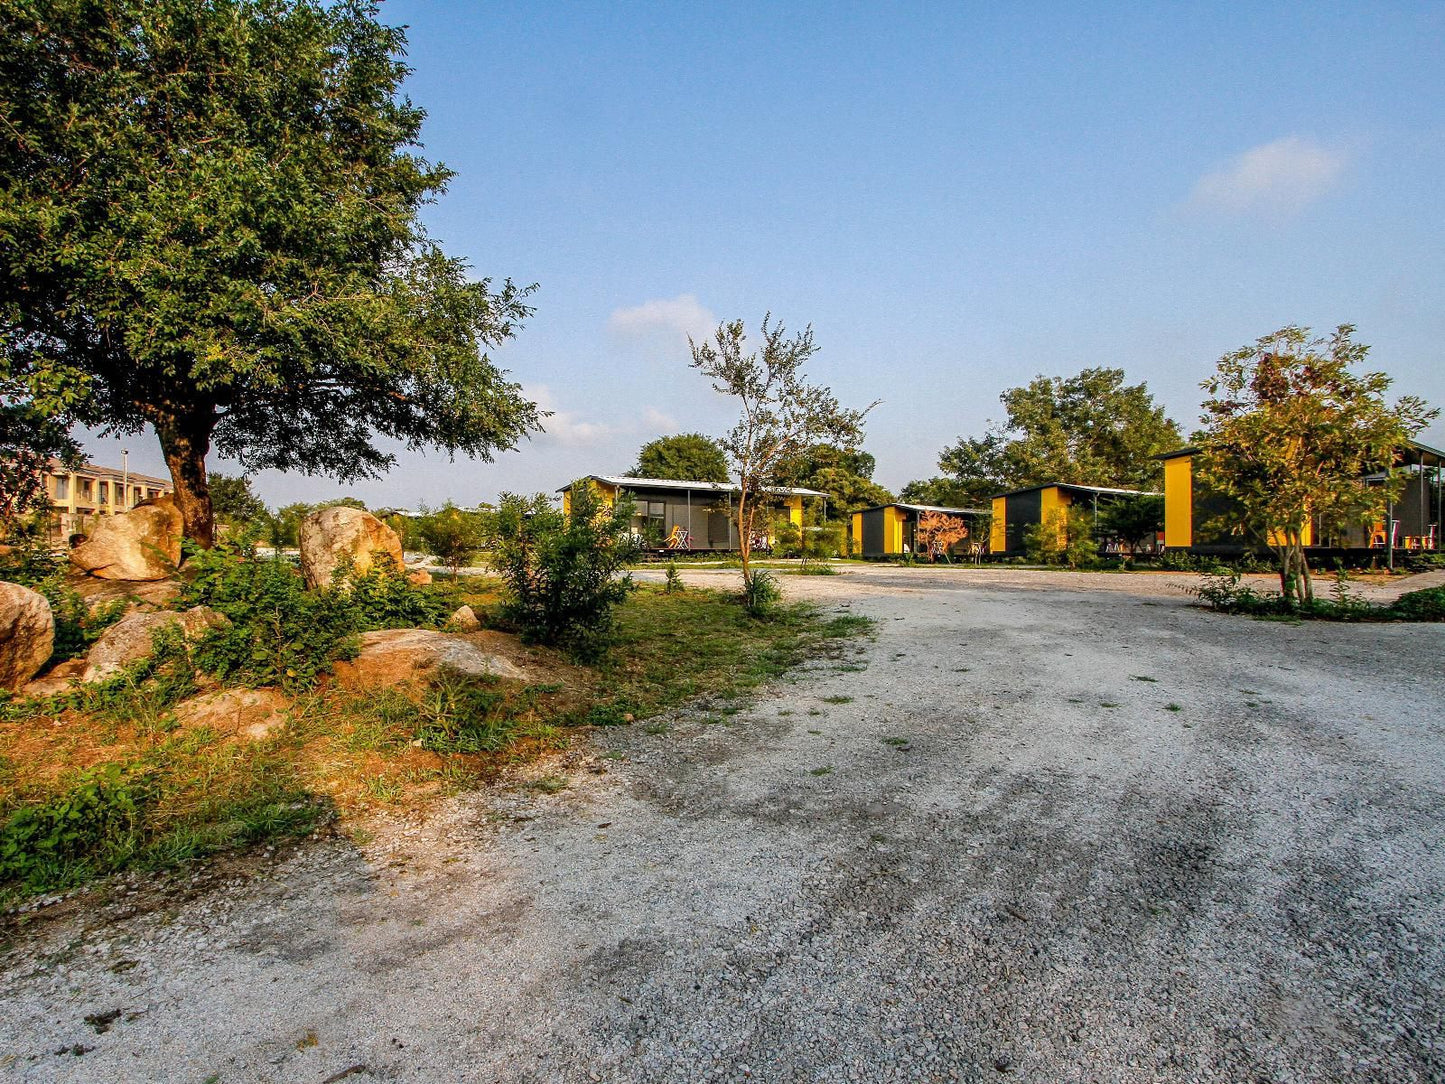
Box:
590 586 874 723
0 580 873 905
821 695 854 705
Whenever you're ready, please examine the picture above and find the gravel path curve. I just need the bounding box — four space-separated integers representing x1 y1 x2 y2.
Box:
2 566 1442 1083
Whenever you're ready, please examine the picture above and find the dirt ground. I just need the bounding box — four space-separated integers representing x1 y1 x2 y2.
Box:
1 565 1442 1083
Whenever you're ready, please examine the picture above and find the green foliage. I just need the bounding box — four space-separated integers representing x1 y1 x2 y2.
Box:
0 0 541 542
415 503 489 579
179 540 361 692
770 515 803 557
1192 570 1445 622
490 485 639 660
898 477 980 509
741 569 782 616
663 560 684 594
802 523 846 563
1197 325 1438 604
1098 494 1165 554
411 675 526 754
0 367 85 524
1023 508 1097 568
0 764 149 894
209 474 268 530
344 554 454 630
774 444 892 518
629 433 730 483
0 534 124 665
938 368 1181 503
1388 586 1445 622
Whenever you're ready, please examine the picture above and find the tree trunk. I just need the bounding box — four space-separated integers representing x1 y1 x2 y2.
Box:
736 488 752 588
156 414 216 547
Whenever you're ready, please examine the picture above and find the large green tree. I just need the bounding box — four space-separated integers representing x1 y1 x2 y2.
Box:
937 368 1182 502
627 433 730 483
1197 325 1436 604
0 0 540 545
0 366 85 525
773 443 892 519
898 477 982 509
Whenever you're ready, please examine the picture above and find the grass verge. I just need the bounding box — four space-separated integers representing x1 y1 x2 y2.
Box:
0 581 869 906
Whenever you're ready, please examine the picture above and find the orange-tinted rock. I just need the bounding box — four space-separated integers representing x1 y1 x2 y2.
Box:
70 497 183 581
298 507 405 590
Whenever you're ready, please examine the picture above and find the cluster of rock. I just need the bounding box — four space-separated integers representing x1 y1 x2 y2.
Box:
1 500 518 727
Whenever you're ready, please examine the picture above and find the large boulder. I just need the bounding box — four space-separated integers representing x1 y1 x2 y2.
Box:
299 506 405 590
82 605 229 683
0 582 55 691
70 497 183 581
330 629 527 690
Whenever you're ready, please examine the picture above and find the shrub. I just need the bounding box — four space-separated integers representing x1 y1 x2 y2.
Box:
0 763 150 893
1024 508 1097 568
411 675 525 753
1388 586 1445 622
490 486 640 661
742 568 782 616
664 560 684 594
180 540 362 692
344 554 454 630
0 532 125 665
802 523 846 564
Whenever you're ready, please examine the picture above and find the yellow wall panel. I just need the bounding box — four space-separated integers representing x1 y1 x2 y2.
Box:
1163 456 1193 548
990 498 1006 552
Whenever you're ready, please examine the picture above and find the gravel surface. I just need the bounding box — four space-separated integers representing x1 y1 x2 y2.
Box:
2 565 1442 1083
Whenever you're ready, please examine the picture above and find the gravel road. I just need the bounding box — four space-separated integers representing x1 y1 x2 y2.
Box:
2 566 1442 1083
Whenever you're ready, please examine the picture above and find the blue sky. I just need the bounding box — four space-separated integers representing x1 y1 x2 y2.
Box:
87 1 1445 507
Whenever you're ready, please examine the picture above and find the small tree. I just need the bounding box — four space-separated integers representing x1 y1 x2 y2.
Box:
210 474 269 531
1098 494 1164 555
689 315 876 596
915 511 970 562
416 503 488 580
1023 508 1096 568
1197 325 1436 605
490 483 638 660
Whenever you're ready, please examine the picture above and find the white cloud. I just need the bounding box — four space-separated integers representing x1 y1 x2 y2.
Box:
642 407 678 434
525 384 616 447
1187 136 1346 216
608 294 717 344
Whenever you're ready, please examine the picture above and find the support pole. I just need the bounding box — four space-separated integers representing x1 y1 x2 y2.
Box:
1387 498 1395 571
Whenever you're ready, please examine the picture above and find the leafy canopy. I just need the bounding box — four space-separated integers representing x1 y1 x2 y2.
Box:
1196 324 1436 603
0 0 540 542
628 433 730 483
209 474 268 528
774 444 892 519
938 368 1181 503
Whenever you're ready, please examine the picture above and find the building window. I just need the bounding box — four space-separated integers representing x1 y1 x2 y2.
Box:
78 478 93 500
54 475 69 500
98 481 109 504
